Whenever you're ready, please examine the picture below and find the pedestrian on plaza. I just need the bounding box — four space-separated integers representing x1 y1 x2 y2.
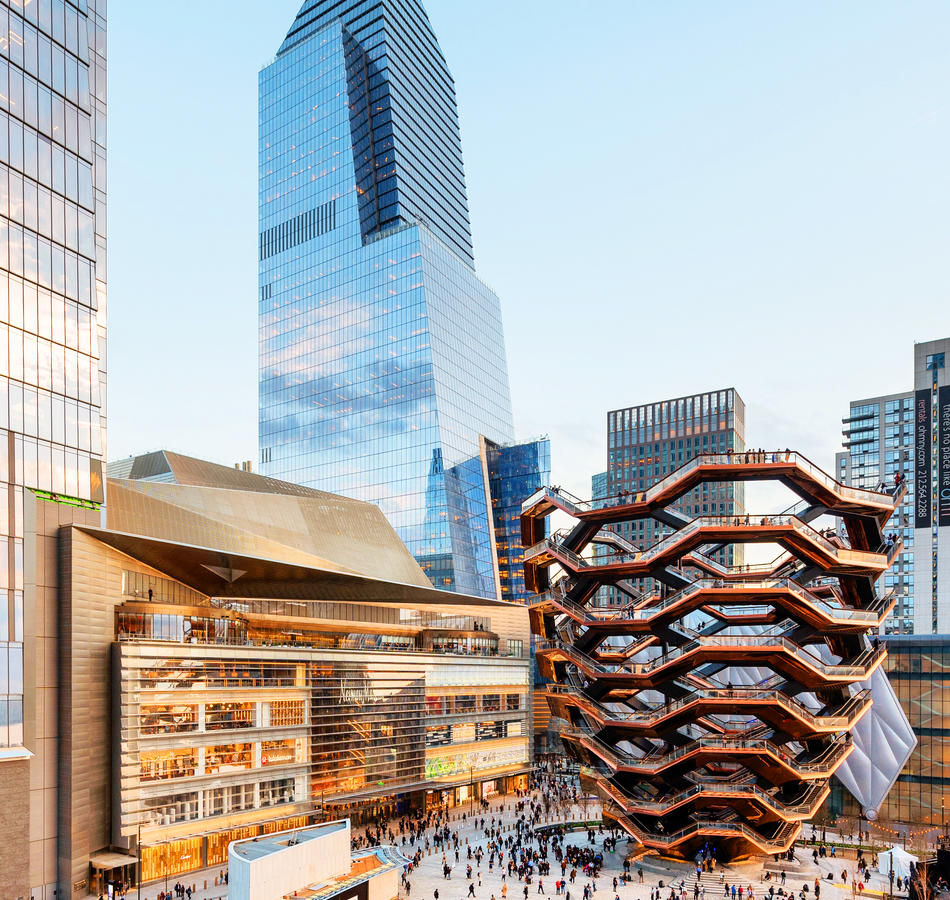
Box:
469 884 477 898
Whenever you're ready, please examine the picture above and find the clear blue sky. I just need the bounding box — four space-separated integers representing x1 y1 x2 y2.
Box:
108 1 949 500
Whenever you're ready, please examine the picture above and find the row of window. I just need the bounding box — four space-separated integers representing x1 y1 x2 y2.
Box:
138 699 307 735
259 198 336 260
139 738 305 782
139 777 298 829
425 719 523 747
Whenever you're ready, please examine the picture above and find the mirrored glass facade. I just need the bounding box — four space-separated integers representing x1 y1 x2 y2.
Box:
0 0 107 755
258 2 514 599
483 437 551 604
836 338 950 635
837 393 916 632
878 636 950 827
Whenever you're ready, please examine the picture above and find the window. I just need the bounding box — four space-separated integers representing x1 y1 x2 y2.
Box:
205 702 254 730
270 699 305 727
260 777 295 808
204 743 253 774
140 748 197 782
261 738 302 766
481 694 501 712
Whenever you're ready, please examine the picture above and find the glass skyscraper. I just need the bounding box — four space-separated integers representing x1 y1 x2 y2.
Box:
837 393 916 632
259 0 514 599
836 338 950 635
482 437 550 604
0 0 107 895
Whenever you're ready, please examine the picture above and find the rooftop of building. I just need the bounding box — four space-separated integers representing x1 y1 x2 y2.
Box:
107 449 337 499
96 449 512 608
608 387 745 417
230 820 347 862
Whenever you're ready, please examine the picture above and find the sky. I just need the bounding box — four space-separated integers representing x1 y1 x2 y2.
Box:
108 1 949 506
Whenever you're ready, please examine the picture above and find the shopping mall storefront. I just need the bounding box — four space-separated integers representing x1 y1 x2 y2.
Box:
140 815 310 884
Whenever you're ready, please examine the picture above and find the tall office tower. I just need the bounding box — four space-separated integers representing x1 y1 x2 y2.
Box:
837 338 950 635
482 437 550 604
837 394 915 632
0 2 108 896
600 389 746 604
258 0 514 600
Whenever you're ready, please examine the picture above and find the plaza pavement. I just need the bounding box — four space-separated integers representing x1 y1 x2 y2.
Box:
106 787 902 900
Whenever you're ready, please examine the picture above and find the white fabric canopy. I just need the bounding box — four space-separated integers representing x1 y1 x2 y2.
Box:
878 846 918 879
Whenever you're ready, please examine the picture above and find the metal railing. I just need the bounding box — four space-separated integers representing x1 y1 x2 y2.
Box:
536 633 886 681
546 683 872 730
594 772 827 818
522 450 899 516
530 578 893 628
604 801 800 852
527 514 886 573
563 726 853 778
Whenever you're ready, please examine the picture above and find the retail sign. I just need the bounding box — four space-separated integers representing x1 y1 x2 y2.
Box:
424 743 528 779
916 389 932 528
939 386 950 527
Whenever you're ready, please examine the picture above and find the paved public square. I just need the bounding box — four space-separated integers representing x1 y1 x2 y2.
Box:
117 777 904 900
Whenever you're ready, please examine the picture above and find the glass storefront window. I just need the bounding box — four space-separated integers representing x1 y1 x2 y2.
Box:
141 703 197 735
261 737 303 766
143 792 200 827
260 777 296 808
140 748 197 782
205 743 253 775
205 701 255 730
140 838 203 882
207 826 259 867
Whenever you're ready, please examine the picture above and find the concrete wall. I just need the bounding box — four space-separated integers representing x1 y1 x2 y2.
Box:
367 866 400 900
0 756 31 898
58 525 126 899
24 495 103 898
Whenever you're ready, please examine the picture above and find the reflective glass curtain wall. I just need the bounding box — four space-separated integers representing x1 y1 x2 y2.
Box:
259 4 514 599
837 393 915 633
483 437 551 604
880 636 950 827
0 0 107 751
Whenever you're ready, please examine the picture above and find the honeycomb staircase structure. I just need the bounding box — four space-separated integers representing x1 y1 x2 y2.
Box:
521 450 903 861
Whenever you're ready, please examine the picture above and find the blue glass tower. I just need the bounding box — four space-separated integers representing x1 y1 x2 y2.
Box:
259 1 514 599
483 438 551 604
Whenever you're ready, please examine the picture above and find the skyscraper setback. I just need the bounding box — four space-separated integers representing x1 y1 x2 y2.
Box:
258 0 514 599
0 1 108 895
